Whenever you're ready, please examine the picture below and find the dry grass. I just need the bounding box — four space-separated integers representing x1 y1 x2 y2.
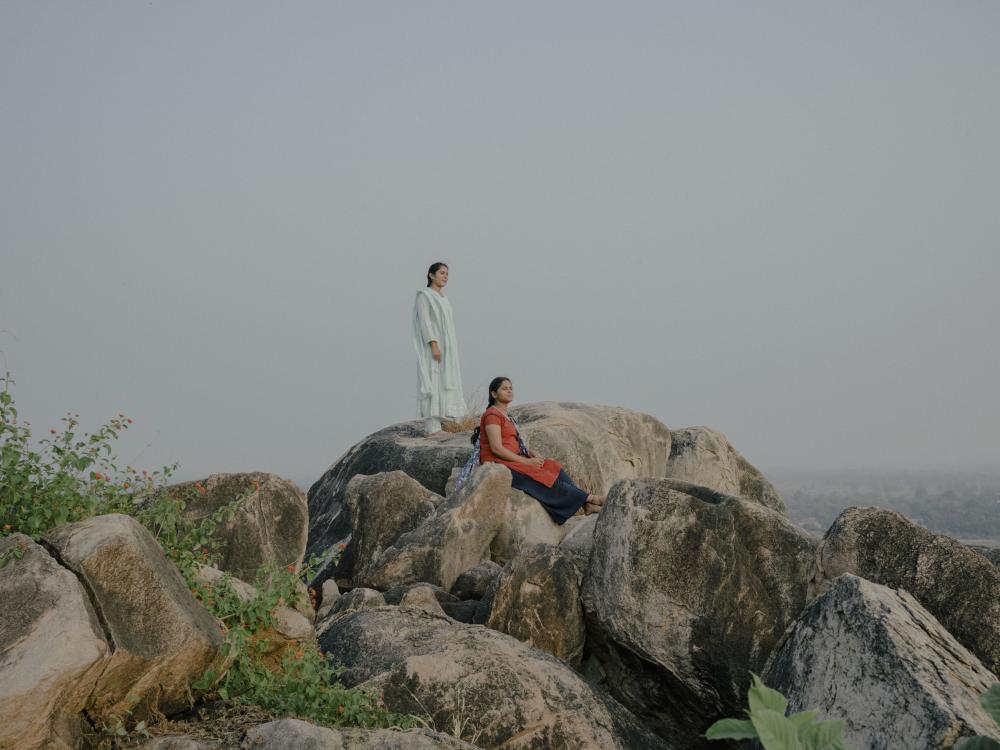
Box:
441 387 486 434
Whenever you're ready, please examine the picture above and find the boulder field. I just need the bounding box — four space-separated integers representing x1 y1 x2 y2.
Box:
3 403 998 749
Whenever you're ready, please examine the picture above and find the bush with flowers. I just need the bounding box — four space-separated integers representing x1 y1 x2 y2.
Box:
0 373 412 735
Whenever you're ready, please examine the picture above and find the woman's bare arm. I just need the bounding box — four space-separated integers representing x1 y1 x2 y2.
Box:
484 423 544 467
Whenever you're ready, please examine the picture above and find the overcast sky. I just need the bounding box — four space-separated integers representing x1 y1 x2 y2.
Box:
2 2 998 486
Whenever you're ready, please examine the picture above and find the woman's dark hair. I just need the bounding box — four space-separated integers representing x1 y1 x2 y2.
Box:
471 377 511 445
426 262 448 287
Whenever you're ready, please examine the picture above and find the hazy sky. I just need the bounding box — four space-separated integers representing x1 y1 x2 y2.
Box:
2 2 998 485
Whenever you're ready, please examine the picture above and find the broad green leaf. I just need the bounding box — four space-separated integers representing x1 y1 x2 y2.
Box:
748 673 789 715
982 684 1000 726
750 708 802 750
788 710 820 727
954 738 1000 750
705 718 758 740
799 718 847 750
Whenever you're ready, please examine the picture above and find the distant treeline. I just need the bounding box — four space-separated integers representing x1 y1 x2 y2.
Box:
771 470 1000 543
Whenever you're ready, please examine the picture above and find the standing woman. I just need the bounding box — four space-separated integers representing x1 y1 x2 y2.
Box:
413 262 466 434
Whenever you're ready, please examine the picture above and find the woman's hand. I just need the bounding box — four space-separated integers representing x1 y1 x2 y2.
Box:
523 455 545 468
430 341 442 362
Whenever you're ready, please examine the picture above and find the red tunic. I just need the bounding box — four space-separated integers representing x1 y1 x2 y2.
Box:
479 406 561 487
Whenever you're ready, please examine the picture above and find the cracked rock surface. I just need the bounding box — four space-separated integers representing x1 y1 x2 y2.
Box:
764 574 999 750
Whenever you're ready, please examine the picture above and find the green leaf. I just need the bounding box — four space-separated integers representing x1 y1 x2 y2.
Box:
954 738 1000 750
788 710 820 727
748 673 789 715
705 718 758 740
799 719 847 750
750 708 802 750
982 684 1000 727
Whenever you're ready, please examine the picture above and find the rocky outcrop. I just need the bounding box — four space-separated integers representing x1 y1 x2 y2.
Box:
557 514 597 568
764 574 999 749
244 718 479 748
43 514 223 721
0 534 110 750
486 546 585 668
970 544 1000 566
341 471 442 585
582 478 816 746
510 401 672 495
172 472 308 583
817 506 1000 674
449 560 502 600
318 587 387 632
319 607 667 750
307 403 671 568
399 585 448 617
352 464 512 591
665 426 786 513
307 423 472 562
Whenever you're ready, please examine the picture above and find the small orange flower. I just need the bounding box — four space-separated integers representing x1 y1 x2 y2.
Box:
337 705 345 714
338 543 347 551
2 524 11 531
122 482 130 489
194 481 207 494
127 418 133 424
49 429 57 435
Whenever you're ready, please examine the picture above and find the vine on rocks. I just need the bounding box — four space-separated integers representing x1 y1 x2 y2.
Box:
0 373 412 733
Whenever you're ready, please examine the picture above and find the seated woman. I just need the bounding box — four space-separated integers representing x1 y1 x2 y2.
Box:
469 376 604 522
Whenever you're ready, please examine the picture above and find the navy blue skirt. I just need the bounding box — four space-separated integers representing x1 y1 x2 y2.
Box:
510 468 589 525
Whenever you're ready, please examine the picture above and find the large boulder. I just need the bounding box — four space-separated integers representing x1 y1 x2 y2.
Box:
817 506 1000 674
487 487 565 565
582 478 816 746
319 607 667 750
764 574 999 749
486 546 585 668
0 534 110 750
449 560 502 600
43 514 224 721
307 423 472 561
172 472 308 583
353 464 512 591
244 718 478 748
664 426 786 513
510 401 672 495
340 471 441 585
557 514 597 568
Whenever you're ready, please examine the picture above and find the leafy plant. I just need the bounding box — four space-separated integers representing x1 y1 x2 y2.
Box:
955 683 1000 749
705 674 850 750
0 373 414 732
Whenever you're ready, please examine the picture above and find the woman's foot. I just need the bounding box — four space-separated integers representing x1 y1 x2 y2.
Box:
583 494 605 515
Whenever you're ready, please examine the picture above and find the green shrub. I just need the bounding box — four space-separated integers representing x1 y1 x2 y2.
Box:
0 373 413 731
955 683 1000 749
705 673 850 750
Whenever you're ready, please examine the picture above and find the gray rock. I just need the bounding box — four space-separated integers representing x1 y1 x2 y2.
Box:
582 478 816 746
399 585 448 617
43 514 223 722
383 583 457 606
510 401 672 495
353 464 513 591
243 718 343 748
471 572 502 626
970 544 1000 566
172 472 308 583
0 534 110 750
665 426 786 513
764 574 999 750
317 588 386 636
557 514 597 569
449 560 502 600
817 506 1000 674
141 737 219 750
320 607 667 749
341 471 441 585
243 718 478 749
487 487 565 565
306 423 472 563
486 546 585 668
315 578 341 621
439 600 479 623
